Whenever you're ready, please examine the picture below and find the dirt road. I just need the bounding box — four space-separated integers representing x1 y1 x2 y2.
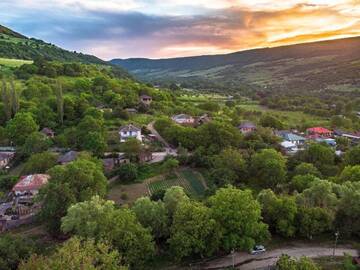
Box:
201 245 358 269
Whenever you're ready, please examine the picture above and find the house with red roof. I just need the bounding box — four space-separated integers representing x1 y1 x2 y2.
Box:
12 174 50 196
306 127 333 138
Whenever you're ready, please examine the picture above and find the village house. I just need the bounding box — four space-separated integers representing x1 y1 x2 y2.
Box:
119 124 142 142
41 127 55 138
280 141 299 155
57 150 79 165
172 114 195 125
139 95 152 106
306 127 333 138
276 131 306 146
0 152 15 169
12 174 50 197
102 153 130 172
238 121 256 134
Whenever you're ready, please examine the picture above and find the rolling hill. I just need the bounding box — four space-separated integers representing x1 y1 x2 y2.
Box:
111 37 360 93
0 24 105 64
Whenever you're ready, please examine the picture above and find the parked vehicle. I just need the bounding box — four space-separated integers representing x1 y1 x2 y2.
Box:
251 245 266 255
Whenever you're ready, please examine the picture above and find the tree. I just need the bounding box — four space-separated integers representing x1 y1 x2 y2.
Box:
22 152 57 174
19 237 126 270
291 174 320 193
209 186 269 251
82 131 107 156
0 234 35 270
132 197 169 239
211 148 247 186
6 112 39 145
161 158 179 175
257 190 298 238
344 145 360 165
40 158 107 235
55 81 64 125
116 163 138 182
335 182 360 237
259 114 284 129
163 186 189 217
303 143 335 175
1 80 12 121
121 138 142 162
293 163 321 178
168 201 222 260
296 207 333 239
250 149 287 189
339 165 360 183
296 180 338 210
276 255 320 270
21 132 52 156
61 196 154 268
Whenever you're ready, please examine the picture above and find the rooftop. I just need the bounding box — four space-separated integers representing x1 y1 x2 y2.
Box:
172 114 193 120
120 124 141 132
238 121 256 129
57 150 79 164
307 127 332 134
12 174 50 192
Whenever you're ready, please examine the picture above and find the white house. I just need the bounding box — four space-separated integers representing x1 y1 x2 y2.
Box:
119 124 142 142
171 114 195 125
280 141 298 155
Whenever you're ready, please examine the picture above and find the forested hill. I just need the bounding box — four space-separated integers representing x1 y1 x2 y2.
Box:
111 37 360 93
0 24 105 64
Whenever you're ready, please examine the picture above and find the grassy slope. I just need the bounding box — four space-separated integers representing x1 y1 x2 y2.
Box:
0 57 33 67
112 37 360 93
0 24 106 64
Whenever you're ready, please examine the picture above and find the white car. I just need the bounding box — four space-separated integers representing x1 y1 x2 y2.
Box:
250 245 266 255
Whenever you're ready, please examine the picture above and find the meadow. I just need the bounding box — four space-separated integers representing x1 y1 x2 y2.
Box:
0 57 32 67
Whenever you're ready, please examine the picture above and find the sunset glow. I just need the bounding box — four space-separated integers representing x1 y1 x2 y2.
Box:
1 0 359 58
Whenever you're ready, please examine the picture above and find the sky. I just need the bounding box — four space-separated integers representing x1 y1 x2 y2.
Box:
1 0 360 59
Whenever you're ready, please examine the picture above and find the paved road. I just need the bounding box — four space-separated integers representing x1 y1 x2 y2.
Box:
201 246 359 270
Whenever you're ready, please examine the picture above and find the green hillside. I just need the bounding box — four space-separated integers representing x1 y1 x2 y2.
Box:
111 37 360 94
0 24 105 64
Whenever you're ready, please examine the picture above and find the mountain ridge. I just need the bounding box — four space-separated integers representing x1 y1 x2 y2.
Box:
111 36 360 93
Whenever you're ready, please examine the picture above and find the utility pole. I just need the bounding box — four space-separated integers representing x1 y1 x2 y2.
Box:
333 231 339 257
231 249 235 269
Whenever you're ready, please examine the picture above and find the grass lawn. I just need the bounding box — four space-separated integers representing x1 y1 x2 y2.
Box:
0 57 32 67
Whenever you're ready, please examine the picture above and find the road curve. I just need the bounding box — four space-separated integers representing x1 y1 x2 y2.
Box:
201 246 359 270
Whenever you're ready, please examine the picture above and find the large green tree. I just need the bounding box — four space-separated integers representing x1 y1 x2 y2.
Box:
258 190 298 238
40 158 107 235
132 197 169 239
168 201 222 260
0 234 35 270
19 237 126 270
209 186 269 251
61 196 154 268
6 112 38 145
250 149 287 189
163 186 189 217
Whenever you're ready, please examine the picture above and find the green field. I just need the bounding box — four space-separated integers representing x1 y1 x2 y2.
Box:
0 57 32 67
148 169 206 197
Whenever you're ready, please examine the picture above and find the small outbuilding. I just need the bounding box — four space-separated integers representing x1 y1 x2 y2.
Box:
238 121 256 134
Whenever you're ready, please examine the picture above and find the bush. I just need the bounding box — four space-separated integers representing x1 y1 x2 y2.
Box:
117 163 138 183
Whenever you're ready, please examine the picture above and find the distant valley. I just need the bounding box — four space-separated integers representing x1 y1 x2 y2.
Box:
111 37 360 94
